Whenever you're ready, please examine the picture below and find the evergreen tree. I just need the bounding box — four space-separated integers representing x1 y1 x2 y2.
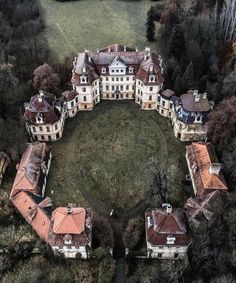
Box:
168 24 186 60
146 7 156 42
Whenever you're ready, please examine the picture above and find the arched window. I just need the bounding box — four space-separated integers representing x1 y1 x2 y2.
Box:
129 66 134 73
101 67 106 74
149 75 156 83
80 75 87 84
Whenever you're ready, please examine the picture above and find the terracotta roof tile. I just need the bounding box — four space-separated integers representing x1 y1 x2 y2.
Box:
11 191 51 241
10 142 51 198
186 142 228 195
145 208 191 246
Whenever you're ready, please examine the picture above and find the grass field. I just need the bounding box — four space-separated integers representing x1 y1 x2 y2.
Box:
46 101 188 214
40 0 158 59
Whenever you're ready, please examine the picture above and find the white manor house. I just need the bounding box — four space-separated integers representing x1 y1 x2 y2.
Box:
23 44 213 142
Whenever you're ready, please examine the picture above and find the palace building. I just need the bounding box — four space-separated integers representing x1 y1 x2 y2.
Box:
70 44 164 112
24 91 66 141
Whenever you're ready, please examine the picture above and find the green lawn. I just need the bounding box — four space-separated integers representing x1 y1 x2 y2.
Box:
47 101 188 214
40 0 158 59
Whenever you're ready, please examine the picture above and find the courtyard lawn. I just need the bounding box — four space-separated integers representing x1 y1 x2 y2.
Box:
46 101 189 214
40 0 158 59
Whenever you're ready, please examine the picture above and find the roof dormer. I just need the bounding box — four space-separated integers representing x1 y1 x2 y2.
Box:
35 113 44 124
80 75 87 84
148 74 156 83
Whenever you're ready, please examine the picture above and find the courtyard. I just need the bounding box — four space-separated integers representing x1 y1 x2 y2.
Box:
46 101 189 215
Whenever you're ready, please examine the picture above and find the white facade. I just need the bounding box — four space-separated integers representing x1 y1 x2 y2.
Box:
51 244 89 259
147 242 189 259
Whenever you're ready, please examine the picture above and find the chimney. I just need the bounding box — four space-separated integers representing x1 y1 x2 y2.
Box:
203 92 207 99
108 46 111 52
136 47 138 52
38 90 44 102
209 163 221 175
166 204 172 214
67 207 73 214
88 56 92 63
124 46 126 52
96 49 99 54
149 63 154 73
82 66 86 73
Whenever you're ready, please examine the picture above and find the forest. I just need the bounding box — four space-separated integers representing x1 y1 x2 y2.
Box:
0 0 235 282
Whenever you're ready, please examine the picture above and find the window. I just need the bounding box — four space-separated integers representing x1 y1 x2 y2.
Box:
112 86 115 91
149 75 155 83
39 126 43 132
80 75 87 83
46 127 50 133
106 77 108 81
83 96 87 101
71 101 74 108
150 87 153 91
129 66 134 73
149 95 152 101
116 77 119 81
174 253 179 259
121 77 123 81
112 77 114 81
106 85 109 91
126 85 129 90
55 124 58 131
72 110 74 114
48 135 51 140
112 70 114 73
84 105 87 109
149 104 152 109
138 89 140 95
101 67 106 74
75 97 78 103
32 127 36 132
120 85 123 91
116 70 119 73
82 87 86 92
41 135 45 140
56 133 60 139
162 101 165 107
126 93 128 98
126 77 129 81
158 253 162 258
133 77 135 81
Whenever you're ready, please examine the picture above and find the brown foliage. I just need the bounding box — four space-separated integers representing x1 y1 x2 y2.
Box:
207 96 236 150
33 63 60 93
122 216 144 249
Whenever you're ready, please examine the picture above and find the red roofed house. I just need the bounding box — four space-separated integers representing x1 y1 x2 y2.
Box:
47 204 93 258
10 142 52 199
145 205 191 259
71 44 164 111
186 142 228 196
10 142 52 241
24 90 66 141
11 191 52 241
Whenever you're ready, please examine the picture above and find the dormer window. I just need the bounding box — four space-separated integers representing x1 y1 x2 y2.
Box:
80 75 87 84
101 67 106 74
129 66 134 73
149 75 156 83
166 235 176 245
64 234 72 245
35 113 44 124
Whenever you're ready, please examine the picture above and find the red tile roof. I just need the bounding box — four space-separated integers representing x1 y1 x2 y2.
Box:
47 207 92 248
186 142 228 195
24 92 61 124
145 208 191 246
72 45 164 86
10 142 51 198
52 207 86 234
11 191 52 241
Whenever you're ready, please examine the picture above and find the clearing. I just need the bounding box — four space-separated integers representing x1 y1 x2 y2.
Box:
40 0 158 59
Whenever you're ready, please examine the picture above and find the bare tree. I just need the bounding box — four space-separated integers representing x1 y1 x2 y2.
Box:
218 0 236 45
180 0 197 15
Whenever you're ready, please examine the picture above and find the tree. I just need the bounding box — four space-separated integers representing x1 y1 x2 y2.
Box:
145 158 172 203
122 216 144 249
168 24 186 60
207 96 236 151
181 61 194 91
180 0 197 16
217 0 236 46
33 63 60 93
146 7 156 42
